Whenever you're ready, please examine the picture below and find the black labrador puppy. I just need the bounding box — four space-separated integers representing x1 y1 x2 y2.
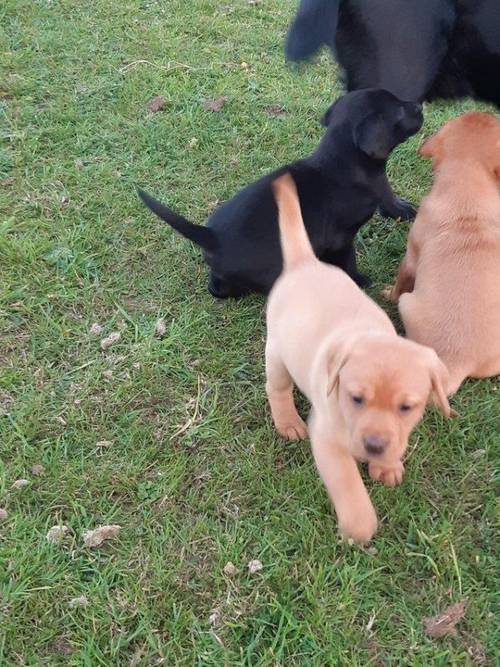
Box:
286 0 500 107
138 89 422 298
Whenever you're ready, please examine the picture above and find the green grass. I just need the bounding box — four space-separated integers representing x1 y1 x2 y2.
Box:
0 0 498 664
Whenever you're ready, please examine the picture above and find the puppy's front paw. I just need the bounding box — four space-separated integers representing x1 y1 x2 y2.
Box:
380 285 397 302
275 416 308 441
379 197 416 221
369 460 404 487
339 505 378 544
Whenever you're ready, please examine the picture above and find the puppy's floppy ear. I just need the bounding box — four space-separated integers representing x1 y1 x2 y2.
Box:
353 113 392 160
419 132 443 163
326 338 356 396
321 99 339 127
494 139 500 181
425 349 452 417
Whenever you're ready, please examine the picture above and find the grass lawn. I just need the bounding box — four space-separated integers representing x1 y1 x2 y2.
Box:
1 0 498 664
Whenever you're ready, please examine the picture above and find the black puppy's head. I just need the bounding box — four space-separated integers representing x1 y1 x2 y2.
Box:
321 89 423 160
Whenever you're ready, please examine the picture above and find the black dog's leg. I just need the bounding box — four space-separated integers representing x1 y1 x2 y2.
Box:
343 245 371 287
377 172 416 221
322 245 371 288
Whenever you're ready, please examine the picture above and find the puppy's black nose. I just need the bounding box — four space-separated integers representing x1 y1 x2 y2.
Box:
363 435 388 456
404 101 423 119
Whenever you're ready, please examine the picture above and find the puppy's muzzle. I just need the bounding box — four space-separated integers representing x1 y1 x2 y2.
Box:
404 102 424 133
363 434 388 456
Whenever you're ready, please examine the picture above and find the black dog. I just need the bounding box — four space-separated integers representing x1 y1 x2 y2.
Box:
138 89 422 298
286 0 500 107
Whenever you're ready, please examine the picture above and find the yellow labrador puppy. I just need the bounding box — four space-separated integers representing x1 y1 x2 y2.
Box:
266 173 450 544
390 112 500 394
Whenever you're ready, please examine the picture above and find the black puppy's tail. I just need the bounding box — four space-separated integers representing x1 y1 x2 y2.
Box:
137 189 217 251
285 0 339 62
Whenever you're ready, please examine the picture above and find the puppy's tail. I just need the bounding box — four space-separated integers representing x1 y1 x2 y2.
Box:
272 173 315 272
285 0 339 62
137 188 217 252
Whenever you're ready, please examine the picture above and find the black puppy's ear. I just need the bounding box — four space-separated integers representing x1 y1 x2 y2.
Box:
321 100 338 127
353 113 392 160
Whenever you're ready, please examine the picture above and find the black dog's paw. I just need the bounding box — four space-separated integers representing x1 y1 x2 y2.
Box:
379 197 416 221
353 272 371 288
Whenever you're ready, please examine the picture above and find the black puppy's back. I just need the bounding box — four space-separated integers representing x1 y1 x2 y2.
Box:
139 89 423 298
203 158 376 296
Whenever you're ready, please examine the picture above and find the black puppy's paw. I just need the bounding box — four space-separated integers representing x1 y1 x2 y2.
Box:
379 197 416 221
353 272 371 288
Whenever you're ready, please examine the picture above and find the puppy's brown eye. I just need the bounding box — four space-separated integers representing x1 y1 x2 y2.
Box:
352 395 365 406
399 403 412 413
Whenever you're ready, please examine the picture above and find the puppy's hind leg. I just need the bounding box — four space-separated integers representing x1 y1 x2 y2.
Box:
397 292 422 341
389 236 419 302
446 369 467 397
265 345 307 441
399 293 463 402
322 244 370 287
470 355 500 383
